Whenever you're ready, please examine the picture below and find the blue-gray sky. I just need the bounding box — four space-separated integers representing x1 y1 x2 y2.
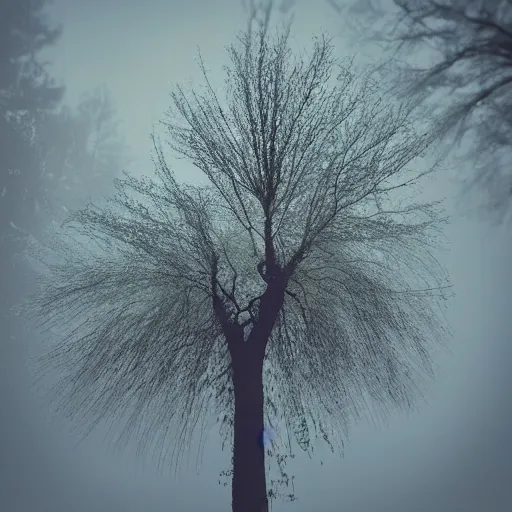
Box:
2 0 512 511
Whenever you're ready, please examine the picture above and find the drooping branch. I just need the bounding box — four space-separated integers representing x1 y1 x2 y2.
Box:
19 9 452 488
338 0 512 221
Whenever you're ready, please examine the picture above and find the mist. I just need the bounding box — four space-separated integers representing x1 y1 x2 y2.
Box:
1 1 511 511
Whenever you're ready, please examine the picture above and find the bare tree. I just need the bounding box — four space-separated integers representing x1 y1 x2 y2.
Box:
35 83 132 222
336 0 512 223
19 7 451 512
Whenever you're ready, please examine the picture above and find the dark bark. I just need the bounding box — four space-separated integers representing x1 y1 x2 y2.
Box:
231 343 268 512
229 277 286 512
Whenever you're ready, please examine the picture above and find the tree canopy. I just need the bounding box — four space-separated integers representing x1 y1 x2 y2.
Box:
336 0 512 223
20 10 451 492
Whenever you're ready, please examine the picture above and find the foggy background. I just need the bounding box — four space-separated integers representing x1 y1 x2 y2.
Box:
1 0 511 511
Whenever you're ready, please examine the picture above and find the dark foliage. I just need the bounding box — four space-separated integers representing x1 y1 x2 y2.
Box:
1 0 64 257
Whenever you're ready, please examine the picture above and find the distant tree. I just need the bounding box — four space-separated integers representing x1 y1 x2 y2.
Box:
35 84 131 222
1 0 64 245
0 0 63 331
0 0 63 117
333 0 512 223
20 6 451 512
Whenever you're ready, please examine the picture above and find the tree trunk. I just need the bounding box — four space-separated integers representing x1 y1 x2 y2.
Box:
229 276 286 512
231 345 268 512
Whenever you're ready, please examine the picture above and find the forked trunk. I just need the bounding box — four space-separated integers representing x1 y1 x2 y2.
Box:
231 345 268 512
229 275 286 512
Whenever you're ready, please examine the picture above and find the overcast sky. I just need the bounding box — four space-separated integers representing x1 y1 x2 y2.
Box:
2 0 512 511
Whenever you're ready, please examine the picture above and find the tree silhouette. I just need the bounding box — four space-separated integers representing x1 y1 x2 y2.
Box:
19 6 451 512
1 0 64 255
0 0 63 116
35 84 131 222
1 0 63 356
335 0 512 223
